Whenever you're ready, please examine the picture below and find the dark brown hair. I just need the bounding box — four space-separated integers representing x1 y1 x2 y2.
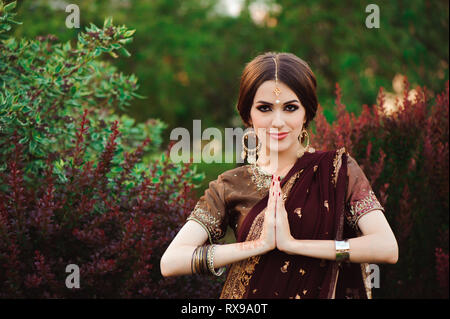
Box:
236 52 318 130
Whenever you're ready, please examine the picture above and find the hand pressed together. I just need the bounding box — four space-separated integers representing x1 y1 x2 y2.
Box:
259 175 295 253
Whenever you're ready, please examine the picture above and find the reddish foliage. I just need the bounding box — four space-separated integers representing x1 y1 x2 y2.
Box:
0 113 222 298
311 78 449 298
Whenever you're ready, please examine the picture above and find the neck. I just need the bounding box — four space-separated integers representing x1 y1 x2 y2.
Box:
256 147 300 177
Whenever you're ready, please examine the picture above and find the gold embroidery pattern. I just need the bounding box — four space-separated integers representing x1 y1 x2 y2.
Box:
220 211 264 298
281 261 290 273
282 169 303 201
347 190 384 229
220 170 302 299
248 164 272 194
360 262 373 299
294 208 302 218
331 147 346 187
186 201 224 242
247 165 303 197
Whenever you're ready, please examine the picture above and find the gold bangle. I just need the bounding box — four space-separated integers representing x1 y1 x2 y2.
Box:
194 245 203 274
192 245 200 274
198 244 208 274
200 246 208 274
191 246 196 274
197 245 204 274
207 245 225 276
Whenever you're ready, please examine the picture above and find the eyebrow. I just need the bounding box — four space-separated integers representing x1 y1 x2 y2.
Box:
256 99 300 105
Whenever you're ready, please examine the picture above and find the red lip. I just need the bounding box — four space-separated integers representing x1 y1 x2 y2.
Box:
269 132 289 140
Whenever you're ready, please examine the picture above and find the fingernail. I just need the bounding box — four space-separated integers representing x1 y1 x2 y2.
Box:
277 176 281 181
272 181 274 186
278 192 281 196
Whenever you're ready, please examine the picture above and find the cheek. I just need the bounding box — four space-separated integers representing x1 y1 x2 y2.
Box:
250 109 269 127
287 112 305 128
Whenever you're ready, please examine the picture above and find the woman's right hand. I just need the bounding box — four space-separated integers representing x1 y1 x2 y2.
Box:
258 175 277 252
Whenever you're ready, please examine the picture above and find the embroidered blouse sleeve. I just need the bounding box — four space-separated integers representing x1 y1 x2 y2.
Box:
186 173 229 244
345 155 385 229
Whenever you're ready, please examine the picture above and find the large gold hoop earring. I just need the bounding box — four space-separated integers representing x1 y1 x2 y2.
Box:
297 129 310 158
241 129 261 164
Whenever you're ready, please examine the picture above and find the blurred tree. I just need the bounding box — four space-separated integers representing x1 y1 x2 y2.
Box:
13 0 448 139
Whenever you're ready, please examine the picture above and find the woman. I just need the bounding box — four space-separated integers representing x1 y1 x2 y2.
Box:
160 52 398 299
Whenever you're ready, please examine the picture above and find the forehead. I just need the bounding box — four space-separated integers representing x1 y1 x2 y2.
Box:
253 80 298 103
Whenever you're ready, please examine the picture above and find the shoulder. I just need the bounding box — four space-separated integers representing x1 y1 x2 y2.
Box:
207 165 252 189
309 147 347 158
313 147 349 166
219 164 252 181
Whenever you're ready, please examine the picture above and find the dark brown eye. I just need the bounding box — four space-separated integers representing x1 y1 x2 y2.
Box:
285 104 299 111
256 105 271 112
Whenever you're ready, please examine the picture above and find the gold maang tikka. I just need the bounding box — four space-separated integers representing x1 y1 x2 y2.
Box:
272 56 281 104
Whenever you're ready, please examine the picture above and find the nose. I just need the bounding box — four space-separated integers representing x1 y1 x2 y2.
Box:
271 109 285 130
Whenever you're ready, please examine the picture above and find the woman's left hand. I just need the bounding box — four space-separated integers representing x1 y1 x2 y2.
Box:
274 176 295 253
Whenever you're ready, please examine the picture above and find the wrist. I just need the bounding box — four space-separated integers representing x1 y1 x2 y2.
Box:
239 239 272 255
257 239 275 254
278 236 297 255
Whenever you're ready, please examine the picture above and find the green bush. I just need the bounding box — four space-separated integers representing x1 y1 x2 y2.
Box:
0 1 222 298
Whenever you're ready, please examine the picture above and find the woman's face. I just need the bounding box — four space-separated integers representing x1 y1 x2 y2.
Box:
249 80 306 156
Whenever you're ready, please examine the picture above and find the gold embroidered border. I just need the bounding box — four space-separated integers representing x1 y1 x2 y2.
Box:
186 201 224 242
331 147 346 187
281 170 303 202
220 212 264 298
248 164 272 195
360 262 373 299
347 190 385 229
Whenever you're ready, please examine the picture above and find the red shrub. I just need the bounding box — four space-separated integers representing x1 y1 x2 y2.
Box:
0 114 222 298
311 78 449 298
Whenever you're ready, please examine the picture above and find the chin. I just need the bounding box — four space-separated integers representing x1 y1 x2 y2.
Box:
267 144 293 154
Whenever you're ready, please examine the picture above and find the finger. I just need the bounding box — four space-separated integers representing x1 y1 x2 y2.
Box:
275 178 283 214
271 175 280 201
268 175 274 202
274 175 281 216
266 175 276 212
276 177 284 205
269 175 279 215
273 176 281 200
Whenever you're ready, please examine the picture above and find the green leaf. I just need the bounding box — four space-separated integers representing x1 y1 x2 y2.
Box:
118 38 133 45
109 51 118 58
118 47 131 57
4 1 17 12
191 172 205 183
104 16 113 28
29 140 37 154
124 30 136 37
19 136 29 144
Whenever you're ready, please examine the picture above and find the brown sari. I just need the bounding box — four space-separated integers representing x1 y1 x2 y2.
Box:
187 147 385 299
